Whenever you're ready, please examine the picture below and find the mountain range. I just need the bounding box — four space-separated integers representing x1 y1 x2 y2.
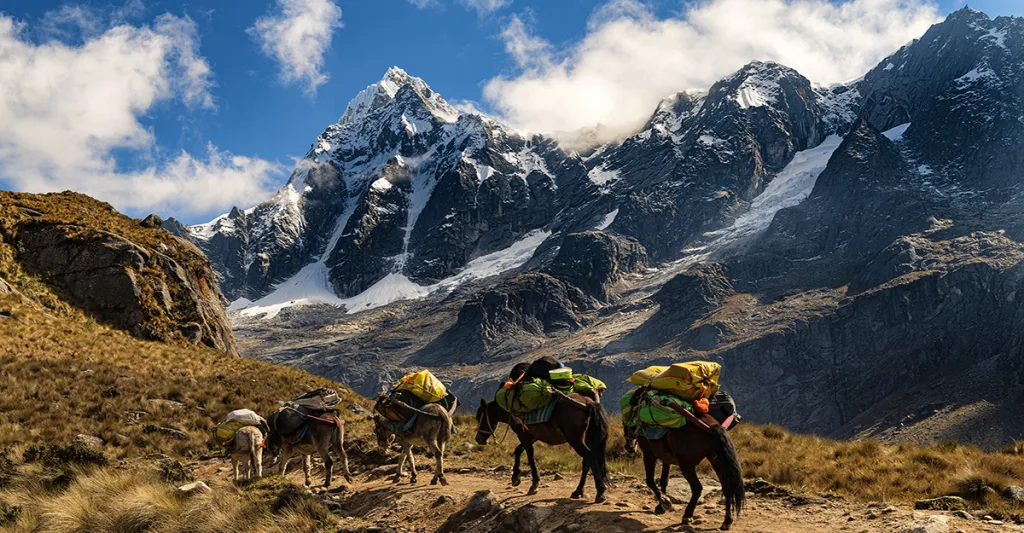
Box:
169 7 1024 448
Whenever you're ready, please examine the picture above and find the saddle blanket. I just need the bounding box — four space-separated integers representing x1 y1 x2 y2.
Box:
521 400 558 425
630 425 669 440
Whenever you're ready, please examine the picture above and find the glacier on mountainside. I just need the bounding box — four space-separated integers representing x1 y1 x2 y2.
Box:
233 229 552 319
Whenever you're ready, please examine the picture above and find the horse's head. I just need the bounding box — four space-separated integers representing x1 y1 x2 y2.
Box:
372 414 396 449
475 398 495 445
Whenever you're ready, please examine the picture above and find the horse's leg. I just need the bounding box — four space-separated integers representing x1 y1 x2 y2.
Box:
407 444 418 484
303 455 312 487
392 443 407 484
320 439 334 489
643 451 671 514
429 438 443 486
429 430 448 487
232 456 240 483
524 442 540 496
680 462 703 526
709 456 734 531
511 443 525 487
333 424 353 484
566 437 593 501
660 462 683 505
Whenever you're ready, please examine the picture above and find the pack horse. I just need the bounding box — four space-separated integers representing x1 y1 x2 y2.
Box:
475 357 611 503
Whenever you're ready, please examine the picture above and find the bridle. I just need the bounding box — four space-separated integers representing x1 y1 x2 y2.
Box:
476 402 512 445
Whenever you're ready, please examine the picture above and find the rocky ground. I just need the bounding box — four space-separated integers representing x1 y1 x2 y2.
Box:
191 457 1018 533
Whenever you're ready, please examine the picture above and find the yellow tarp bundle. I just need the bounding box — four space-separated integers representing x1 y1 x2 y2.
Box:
627 365 669 387
210 420 244 448
649 361 721 401
393 369 448 404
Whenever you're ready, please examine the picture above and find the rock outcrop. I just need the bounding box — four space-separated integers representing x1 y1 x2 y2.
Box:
0 192 237 356
544 231 647 301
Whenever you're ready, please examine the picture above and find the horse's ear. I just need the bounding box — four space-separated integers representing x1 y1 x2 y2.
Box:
479 398 487 408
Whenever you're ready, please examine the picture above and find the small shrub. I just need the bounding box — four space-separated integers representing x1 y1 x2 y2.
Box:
761 426 786 440
23 444 108 468
0 449 14 488
157 459 194 484
0 502 21 526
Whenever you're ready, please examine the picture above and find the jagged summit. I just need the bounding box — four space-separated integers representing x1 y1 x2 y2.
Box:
339 66 459 126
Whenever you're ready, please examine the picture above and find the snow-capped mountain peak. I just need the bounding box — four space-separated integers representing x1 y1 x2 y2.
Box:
339 66 459 126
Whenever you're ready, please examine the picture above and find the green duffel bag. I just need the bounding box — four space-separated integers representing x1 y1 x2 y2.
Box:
622 388 693 429
573 374 607 396
496 378 554 413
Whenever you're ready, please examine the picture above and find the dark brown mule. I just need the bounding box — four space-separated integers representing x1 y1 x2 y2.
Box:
633 421 744 530
475 393 610 503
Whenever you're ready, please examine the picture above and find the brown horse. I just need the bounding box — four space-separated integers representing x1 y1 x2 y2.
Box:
633 421 744 530
475 393 610 503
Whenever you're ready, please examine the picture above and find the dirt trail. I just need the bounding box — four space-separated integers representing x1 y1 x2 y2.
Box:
195 458 1018 533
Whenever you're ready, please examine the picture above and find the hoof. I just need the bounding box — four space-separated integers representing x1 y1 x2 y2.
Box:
440 476 449 487
570 491 584 500
681 516 693 526
430 478 438 486
511 477 521 487
594 494 607 504
527 486 539 496
410 477 418 485
654 504 666 515
720 523 732 531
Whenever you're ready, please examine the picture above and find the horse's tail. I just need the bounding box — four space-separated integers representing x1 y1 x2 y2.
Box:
585 401 610 486
712 425 745 517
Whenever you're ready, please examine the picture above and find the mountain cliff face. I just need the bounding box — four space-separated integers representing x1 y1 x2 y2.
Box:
212 8 1024 447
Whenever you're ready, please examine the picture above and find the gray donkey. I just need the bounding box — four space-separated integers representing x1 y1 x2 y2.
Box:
373 395 457 486
266 407 352 488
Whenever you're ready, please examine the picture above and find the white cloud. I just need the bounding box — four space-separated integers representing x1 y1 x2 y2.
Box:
407 0 440 8
484 0 942 138
460 0 512 15
248 0 343 95
0 12 282 219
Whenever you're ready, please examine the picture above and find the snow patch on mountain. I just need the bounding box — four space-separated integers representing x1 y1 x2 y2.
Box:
884 123 911 141
700 134 844 252
588 165 620 187
233 228 552 319
596 208 619 231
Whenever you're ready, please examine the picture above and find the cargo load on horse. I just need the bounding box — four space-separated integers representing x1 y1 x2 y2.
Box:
622 361 736 433
287 388 341 414
210 408 269 448
378 369 458 424
496 357 608 424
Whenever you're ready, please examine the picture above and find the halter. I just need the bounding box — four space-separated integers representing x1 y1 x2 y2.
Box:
477 403 513 445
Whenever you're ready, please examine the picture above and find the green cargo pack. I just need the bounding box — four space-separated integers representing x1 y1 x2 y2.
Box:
210 420 244 448
496 378 554 414
620 387 693 429
573 375 607 396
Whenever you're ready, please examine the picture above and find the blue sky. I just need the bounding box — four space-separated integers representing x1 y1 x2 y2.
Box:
0 0 1020 223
